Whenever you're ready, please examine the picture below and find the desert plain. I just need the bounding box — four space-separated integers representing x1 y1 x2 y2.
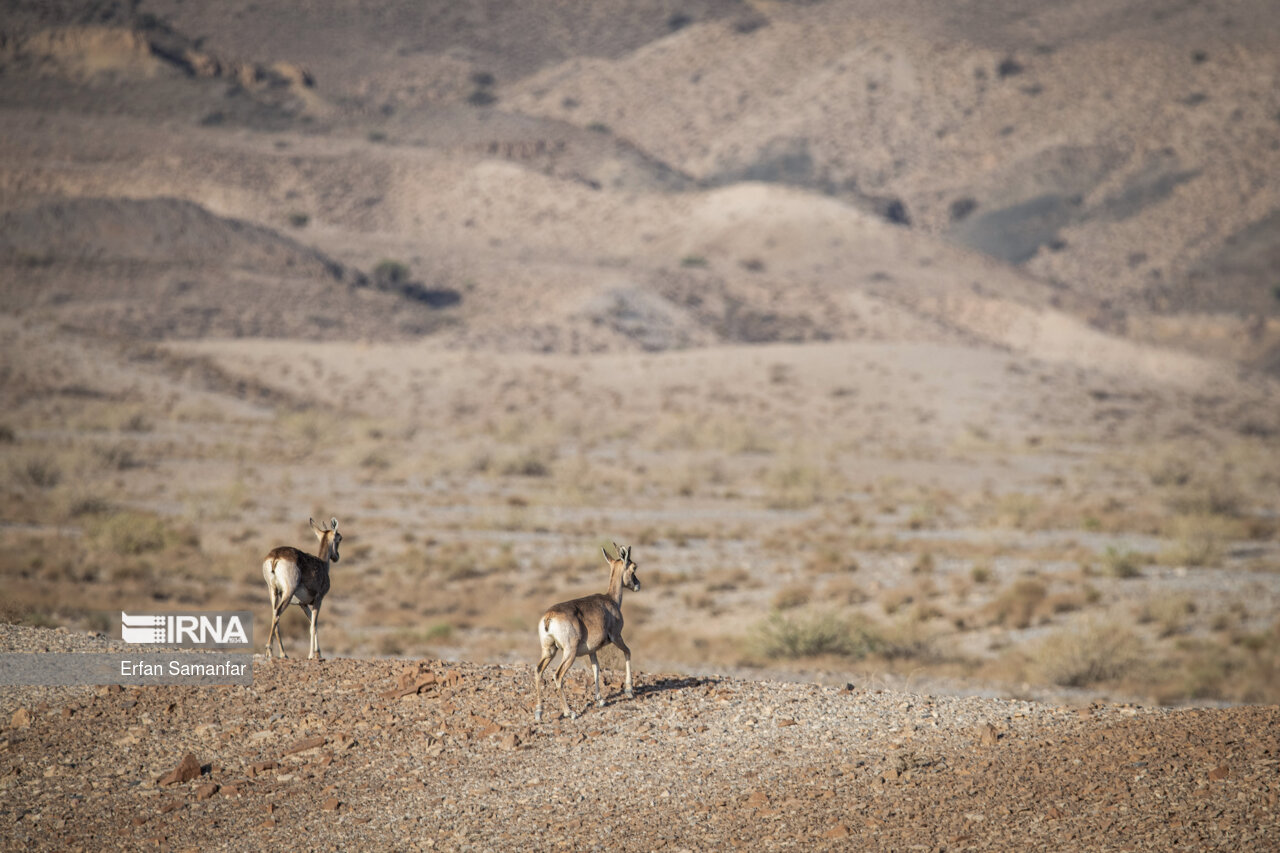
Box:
1 0 1278 848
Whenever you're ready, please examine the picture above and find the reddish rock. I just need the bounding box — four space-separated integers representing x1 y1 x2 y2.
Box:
283 735 326 756
194 783 219 801
157 753 201 786
1208 764 1231 781
322 798 341 811
10 708 31 729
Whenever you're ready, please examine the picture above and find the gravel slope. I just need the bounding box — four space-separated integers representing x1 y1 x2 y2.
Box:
1 625 1276 850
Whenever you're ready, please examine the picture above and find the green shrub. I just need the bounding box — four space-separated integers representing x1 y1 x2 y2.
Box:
373 259 411 288
1101 545 1144 578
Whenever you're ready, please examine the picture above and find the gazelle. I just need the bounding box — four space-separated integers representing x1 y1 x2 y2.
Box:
262 517 341 660
535 543 641 722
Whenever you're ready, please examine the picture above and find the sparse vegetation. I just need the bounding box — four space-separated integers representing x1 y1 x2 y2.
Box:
1029 619 1143 688
89 510 198 557
750 610 878 660
4 13 1280 715
1101 546 1144 578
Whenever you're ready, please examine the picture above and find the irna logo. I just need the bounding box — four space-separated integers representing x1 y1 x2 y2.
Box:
121 611 253 648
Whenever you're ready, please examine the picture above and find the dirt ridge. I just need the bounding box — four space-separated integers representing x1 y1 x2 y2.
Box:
1 625 1276 850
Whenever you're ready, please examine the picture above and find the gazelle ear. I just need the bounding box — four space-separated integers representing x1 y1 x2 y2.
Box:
310 517 321 532
602 546 613 563
330 517 339 532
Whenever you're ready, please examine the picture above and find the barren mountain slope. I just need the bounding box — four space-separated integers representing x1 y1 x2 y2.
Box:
3 0 1279 367
500 0 1280 362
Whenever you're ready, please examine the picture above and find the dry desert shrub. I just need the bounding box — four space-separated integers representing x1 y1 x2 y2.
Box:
763 455 831 510
771 583 811 610
704 566 752 592
1145 627 1280 705
876 616 945 662
805 545 859 575
90 441 143 472
1029 619 1144 688
1158 514 1233 568
822 576 868 605
986 492 1051 530
648 413 776 456
1136 593 1197 638
970 562 993 584
982 577 1048 629
749 610 880 660
1100 545 1144 578
8 453 62 490
89 510 199 557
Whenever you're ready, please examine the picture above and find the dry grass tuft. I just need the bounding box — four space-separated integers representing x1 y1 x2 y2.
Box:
982 577 1047 629
1029 619 1144 688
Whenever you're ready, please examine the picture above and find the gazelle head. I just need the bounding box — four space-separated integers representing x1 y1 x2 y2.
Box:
607 542 640 592
310 517 342 562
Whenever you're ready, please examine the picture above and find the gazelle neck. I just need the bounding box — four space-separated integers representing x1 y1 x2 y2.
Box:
607 561 626 605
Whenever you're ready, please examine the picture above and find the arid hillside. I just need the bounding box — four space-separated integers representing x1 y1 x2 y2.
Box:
2 0 1279 363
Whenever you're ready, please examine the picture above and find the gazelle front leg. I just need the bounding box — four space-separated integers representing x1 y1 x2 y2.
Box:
615 636 634 699
297 603 321 660
589 651 604 707
310 602 322 660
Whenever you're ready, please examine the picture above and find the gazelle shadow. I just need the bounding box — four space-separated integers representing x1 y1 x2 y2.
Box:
631 674 719 698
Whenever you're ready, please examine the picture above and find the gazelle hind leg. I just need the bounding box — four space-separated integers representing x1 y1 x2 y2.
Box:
271 595 291 659
552 647 579 719
265 586 279 658
534 640 558 722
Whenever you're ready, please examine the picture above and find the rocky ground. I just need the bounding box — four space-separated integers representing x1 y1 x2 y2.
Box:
1 625 1276 850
